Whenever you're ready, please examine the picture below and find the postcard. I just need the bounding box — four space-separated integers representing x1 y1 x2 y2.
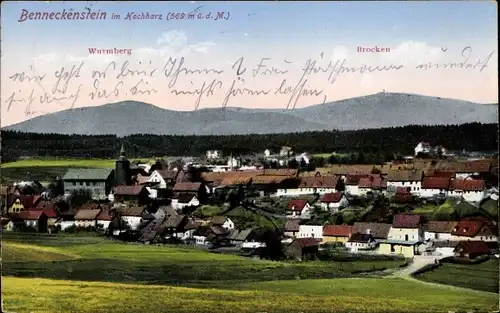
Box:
1 1 498 313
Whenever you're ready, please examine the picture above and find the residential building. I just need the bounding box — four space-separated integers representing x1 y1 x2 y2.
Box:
385 170 423 194
297 225 323 240
283 219 300 238
210 216 235 230
448 179 486 203
378 240 420 258
277 175 339 197
352 222 392 241
454 241 491 260
113 185 150 206
450 217 497 242
388 214 424 242
345 233 376 252
171 194 200 211
74 208 102 228
285 199 312 220
358 175 387 195
9 210 49 232
63 168 114 200
322 225 353 244
319 192 349 212
117 206 147 230
424 221 457 241
420 176 450 198
285 237 320 261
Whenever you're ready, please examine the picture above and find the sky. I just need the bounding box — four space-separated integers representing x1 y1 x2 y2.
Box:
1 1 498 126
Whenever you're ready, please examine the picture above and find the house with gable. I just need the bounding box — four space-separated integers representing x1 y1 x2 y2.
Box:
283 219 301 238
454 241 491 260
74 205 102 228
448 179 486 203
388 214 424 242
62 168 114 200
420 176 450 198
112 185 150 206
9 210 50 233
318 192 349 212
210 216 235 230
285 199 312 220
148 169 179 189
450 217 497 242
297 224 323 240
358 175 387 195
278 175 339 197
322 225 353 244
424 221 457 241
345 233 376 252
385 170 423 194
352 222 391 241
171 193 200 211
342 174 367 196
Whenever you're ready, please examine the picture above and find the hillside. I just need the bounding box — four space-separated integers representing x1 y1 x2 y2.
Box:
3 93 498 136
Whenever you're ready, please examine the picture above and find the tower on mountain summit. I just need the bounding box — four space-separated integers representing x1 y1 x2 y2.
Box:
115 143 131 186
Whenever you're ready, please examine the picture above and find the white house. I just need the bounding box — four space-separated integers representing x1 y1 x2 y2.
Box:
285 200 312 220
343 175 365 196
414 142 431 156
318 192 349 213
448 179 486 203
96 209 114 230
227 157 240 169
211 216 235 230
297 225 323 240
345 233 376 252
277 175 338 197
424 221 456 241
206 150 223 160
385 170 423 195
119 206 146 230
420 176 450 198
388 214 424 243
171 194 200 211
450 217 498 242
357 175 387 196
74 209 101 228
148 170 169 189
432 241 459 257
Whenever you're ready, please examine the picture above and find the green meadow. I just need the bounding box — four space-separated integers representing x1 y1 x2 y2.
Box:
1 233 497 313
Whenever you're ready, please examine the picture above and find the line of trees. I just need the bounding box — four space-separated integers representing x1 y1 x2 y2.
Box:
1 123 497 161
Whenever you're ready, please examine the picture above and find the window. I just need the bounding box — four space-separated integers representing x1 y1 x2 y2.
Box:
390 244 395 252
405 234 409 241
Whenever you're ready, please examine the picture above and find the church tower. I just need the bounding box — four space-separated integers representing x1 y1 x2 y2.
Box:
115 143 131 186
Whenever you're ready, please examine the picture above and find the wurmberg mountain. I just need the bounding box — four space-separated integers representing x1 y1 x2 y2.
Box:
3 93 497 136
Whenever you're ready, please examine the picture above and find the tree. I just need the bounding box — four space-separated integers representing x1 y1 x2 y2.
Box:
314 157 325 168
327 154 338 164
288 159 299 169
70 189 93 207
259 228 284 261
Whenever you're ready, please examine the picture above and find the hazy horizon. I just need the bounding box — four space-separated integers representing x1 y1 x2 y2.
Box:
1 1 498 126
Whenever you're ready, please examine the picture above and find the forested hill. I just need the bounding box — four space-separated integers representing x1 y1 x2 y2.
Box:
1 123 496 161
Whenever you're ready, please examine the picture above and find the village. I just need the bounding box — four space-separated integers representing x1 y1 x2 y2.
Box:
1 142 498 265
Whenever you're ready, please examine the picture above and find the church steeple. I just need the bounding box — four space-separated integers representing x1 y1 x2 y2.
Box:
115 142 131 186
119 143 127 160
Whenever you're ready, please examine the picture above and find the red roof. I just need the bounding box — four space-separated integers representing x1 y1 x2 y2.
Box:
421 177 450 189
344 174 367 185
451 217 497 237
294 237 321 247
455 241 490 255
323 225 353 237
299 176 338 188
320 192 343 203
393 214 421 228
358 175 386 189
449 179 485 191
31 208 57 218
459 160 491 173
114 185 146 196
173 182 202 192
424 170 456 179
96 209 114 221
287 199 308 211
394 194 413 203
11 210 45 220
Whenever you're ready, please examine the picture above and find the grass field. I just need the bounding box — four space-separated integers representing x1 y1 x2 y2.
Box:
1 234 497 313
415 259 499 293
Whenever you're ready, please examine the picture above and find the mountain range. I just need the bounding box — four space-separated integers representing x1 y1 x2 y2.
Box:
3 93 498 136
